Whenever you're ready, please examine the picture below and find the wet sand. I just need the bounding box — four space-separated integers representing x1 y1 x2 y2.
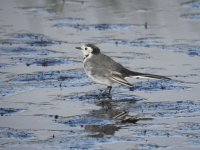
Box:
0 0 200 149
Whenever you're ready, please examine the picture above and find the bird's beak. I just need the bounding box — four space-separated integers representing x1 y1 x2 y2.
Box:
75 47 82 50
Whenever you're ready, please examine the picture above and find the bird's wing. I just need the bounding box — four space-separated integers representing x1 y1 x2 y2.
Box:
111 72 133 87
97 54 125 72
96 54 170 80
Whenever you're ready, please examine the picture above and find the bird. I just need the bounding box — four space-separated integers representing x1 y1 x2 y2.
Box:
76 44 170 97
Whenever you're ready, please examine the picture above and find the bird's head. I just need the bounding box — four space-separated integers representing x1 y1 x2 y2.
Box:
76 44 100 59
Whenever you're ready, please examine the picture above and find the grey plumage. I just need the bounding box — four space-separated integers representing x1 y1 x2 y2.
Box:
76 44 170 96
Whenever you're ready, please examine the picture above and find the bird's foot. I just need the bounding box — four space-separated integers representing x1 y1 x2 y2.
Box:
97 86 112 100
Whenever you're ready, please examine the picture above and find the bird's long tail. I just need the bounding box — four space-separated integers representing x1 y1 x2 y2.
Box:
126 70 171 80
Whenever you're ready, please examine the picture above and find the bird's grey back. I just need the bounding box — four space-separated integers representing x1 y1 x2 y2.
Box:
84 53 129 76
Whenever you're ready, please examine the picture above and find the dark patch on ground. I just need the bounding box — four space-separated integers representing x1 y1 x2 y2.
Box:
0 47 61 56
111 37 162 47
10 70 80 82
130 79 189 91
177 122 200 145
181 13 200 21
130 128 174 137
178 122 200 131
15 57 78 67
0 108 25 116
53 23 140 31
0 69 90 97
109 38 200 56
0 63 10 70
64 92 101 102
0 127 33 139
1 33 63 47
129 100 200 118
158 44 200 56
138 144 168 150
181 0 200 9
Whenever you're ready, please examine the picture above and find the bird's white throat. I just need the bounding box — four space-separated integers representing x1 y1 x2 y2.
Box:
83 53 93 61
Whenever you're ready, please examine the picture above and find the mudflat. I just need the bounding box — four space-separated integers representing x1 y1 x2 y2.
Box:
0 0 200 149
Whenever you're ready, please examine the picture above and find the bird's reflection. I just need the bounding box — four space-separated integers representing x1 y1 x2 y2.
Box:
85 124 120 137
85 99 140 137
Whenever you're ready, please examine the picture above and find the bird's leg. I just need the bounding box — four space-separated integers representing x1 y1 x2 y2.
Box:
102 86 112 98
107 86 112 97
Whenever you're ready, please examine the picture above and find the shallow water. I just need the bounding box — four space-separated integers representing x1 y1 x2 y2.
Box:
0 0 200 150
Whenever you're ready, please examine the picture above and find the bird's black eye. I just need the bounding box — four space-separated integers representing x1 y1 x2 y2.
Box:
85 47 88 50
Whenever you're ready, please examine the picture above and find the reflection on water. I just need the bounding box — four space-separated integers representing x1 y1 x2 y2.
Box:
81 99 141 136
85 124 120 137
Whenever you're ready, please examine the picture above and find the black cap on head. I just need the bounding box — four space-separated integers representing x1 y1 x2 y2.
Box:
86 43 100 54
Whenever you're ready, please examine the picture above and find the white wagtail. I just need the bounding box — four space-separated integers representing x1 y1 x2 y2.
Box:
76 44 170 97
